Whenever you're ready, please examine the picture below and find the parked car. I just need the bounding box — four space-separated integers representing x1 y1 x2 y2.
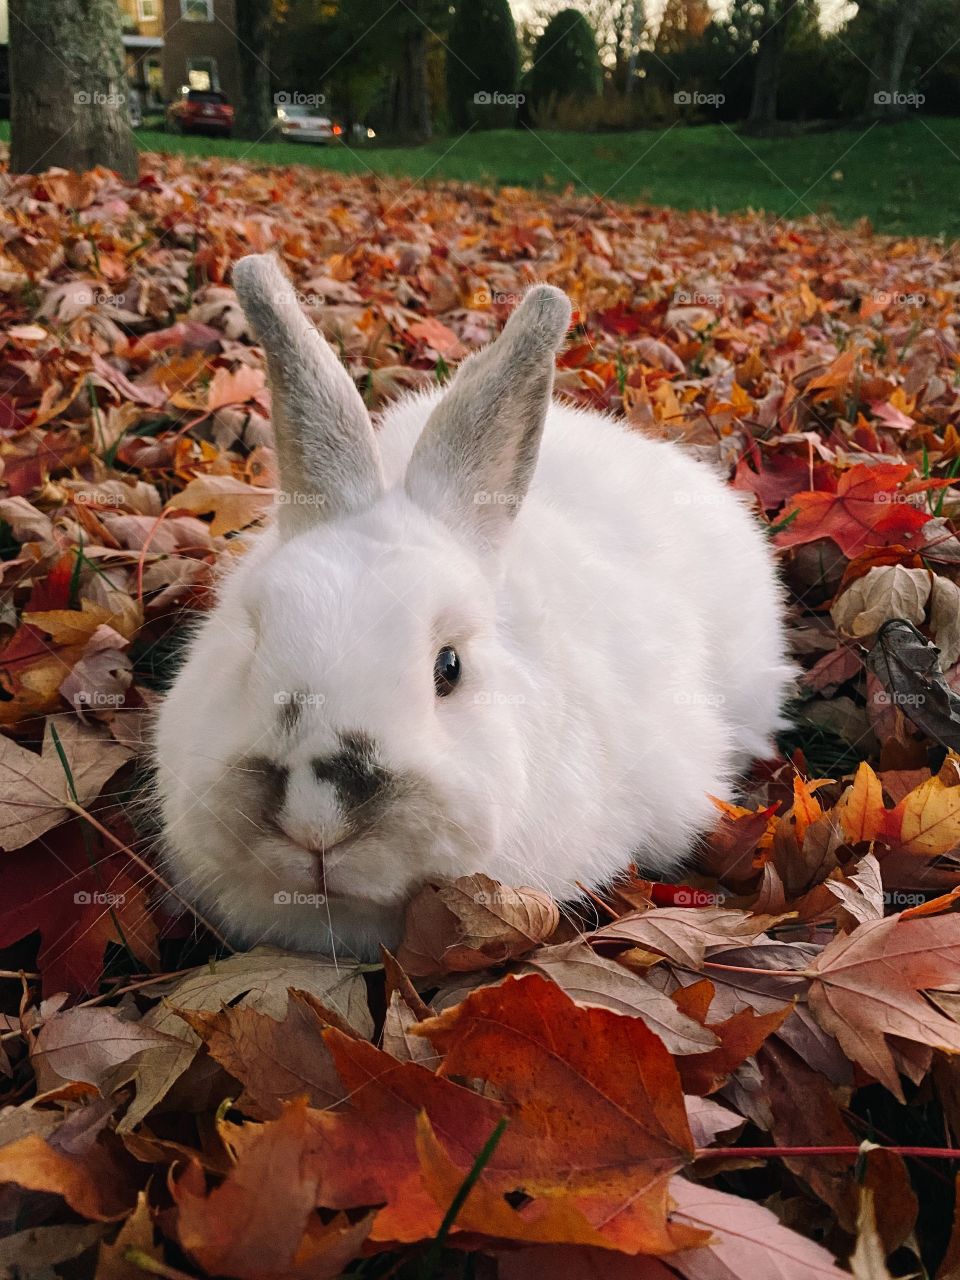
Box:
167 89 234 137
276 105 342 144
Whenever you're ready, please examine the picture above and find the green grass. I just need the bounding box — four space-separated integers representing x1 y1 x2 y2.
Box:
5 117 959 237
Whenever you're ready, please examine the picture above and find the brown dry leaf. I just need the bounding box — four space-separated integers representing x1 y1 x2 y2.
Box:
759 1040 859 1231
111 947 373 1132
383 990 438 1066
831 564 931 639
520 940 719 1055
684 1094 743 1147
396 873 559 978
174 1099 372 1280
0 1223 106 1271
0 1133 131 1221
932 576 960 668
805 914 960 1097
824 852 884 924
0 714 134 851
181 997 344 1119
206 362 266 410
94 1191 160 1280
165 473 273 535
592 906 785 968
31 1005 181 1094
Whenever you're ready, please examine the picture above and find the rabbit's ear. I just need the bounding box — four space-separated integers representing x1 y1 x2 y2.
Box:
233 254 383 538
405 284 571 550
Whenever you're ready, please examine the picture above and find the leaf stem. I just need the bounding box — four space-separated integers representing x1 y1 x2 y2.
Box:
702 961 803 978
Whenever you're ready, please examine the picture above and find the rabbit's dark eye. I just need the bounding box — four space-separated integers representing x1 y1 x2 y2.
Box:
434 646 461 697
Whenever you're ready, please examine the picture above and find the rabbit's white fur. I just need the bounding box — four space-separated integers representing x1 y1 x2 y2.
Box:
155 255 792 962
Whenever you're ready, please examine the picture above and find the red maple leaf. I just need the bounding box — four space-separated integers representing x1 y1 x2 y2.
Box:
774 463 931 557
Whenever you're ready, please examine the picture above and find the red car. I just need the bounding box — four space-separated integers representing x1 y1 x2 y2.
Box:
167 89 234 137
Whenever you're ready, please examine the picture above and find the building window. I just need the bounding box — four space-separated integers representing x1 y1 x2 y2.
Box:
137 0 159 18
181 0 214 20
187 57 219 91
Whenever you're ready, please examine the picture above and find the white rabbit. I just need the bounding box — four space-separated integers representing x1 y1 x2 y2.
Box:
154 254 792 962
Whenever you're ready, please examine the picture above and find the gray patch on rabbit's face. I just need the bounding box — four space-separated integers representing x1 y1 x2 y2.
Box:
214 732 409 851
278 697 303 734
311 730 406 831
218 755 290 834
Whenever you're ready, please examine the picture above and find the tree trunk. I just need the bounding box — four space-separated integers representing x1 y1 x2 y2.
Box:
234 0 275 140
747 4 789 128
392 26 432 141
9 0 137 181
624 0 645 95
866 2 923 118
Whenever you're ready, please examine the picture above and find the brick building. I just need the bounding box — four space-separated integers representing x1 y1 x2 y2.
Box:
118 0 165 111
161 0 241 106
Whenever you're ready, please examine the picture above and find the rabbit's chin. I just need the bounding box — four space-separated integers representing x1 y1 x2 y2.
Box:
225 888 405 962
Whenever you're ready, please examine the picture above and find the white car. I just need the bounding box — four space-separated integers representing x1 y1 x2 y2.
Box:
277 106 342 143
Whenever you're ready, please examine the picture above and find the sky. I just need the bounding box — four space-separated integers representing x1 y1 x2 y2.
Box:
510 0 857 31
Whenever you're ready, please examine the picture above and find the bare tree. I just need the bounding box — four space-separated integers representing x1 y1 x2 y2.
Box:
9 0 137 180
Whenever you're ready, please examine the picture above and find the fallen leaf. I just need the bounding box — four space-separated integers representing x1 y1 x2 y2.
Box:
806 914 960 1097
397 873 560 977
0 715 133 851
165 474 273 535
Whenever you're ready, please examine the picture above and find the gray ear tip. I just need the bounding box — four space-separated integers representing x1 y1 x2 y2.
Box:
233 253 292 315
233 252 279 290
518 284 573 349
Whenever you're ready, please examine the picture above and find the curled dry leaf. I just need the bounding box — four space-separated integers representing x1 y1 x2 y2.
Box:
396 873 560 978
831 563 931 639
866 619 960 751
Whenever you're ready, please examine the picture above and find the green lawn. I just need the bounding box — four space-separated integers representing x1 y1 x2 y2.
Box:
6 117 960 238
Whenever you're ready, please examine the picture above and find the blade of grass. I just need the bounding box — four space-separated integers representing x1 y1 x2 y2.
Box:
49 721 136 967
419 1118 508 1280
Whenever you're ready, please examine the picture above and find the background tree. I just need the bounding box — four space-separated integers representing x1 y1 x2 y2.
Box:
447 0 520 130
655 0 712 54
234 0 276 140
530 9 603 111
9 0 137 180
717 0 819 130
852 0 927 118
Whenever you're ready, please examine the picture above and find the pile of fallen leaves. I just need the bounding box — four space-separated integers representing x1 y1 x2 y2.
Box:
1 153 960 1278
